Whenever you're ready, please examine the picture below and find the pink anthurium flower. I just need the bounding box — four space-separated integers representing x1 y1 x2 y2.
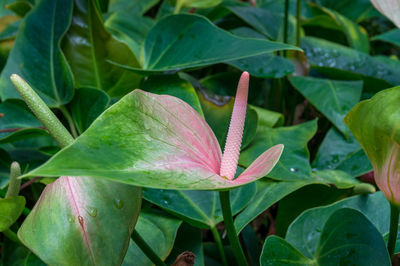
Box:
26 72 284 190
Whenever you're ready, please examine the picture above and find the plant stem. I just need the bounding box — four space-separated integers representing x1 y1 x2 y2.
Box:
59 106 78 138
3 229 21 244
283 0 290 57
5 162 21 198
219 190 248 266
388 203 399 258
211 226 228 266
10 74 74 148
296 0 301 47
131 230 167 266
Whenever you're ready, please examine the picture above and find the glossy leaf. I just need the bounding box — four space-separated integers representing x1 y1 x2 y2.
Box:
234 180 311 233
240 120 317 181
70 88 110 134
115 14 300 73
143 182 256 228
63 0 142 97
226 27 295 79
122 209 182 266
371 0 400 28
316 5 369 52
0 0 74 107
286 192 392 257
25 89 283 190
372 29 400 46
289 76 362 136
108 0 159 14
0 196 25 231
18 176 142 265
302 36 400 92
312 127 372 177
105 13 154 60
263 208 390 265
345 86 400 206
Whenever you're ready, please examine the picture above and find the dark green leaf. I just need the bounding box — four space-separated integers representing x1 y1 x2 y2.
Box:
372 29 400 47
0 0 74 107
108 0 159 14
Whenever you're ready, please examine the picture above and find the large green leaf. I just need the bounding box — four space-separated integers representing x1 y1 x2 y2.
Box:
262 208 390 265
114 14 300 73
345 86 400 206
289 76 362 136
312 127 372 177
234 180 311 233
122 209 182 266
315 5 370 52
108 0 159 14
70 88 110 134
18 177 142 265
143 182 256 228
0 0 74 107
240 120 317 181
286 192 393 257
301 37 400 92
0 196 25 232
63 0 142 97
25 89 283 190
310 0 378 21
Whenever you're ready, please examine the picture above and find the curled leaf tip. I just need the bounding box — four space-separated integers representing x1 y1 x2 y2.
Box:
220 72 249 180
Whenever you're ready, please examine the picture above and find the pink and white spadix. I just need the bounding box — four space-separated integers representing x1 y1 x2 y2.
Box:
26 72 283 190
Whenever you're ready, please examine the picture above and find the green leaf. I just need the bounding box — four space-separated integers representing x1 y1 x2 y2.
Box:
234 180 311 233
70 88 110 134
262 208 390 265
315 5 370 52
5 0 32 17
0 20 20 41
1 240 45 266
260 236 314 265
286 192 391 258
289 76 362 136
251 105 284 128
311 169 359 189
114 14 300 73
24 90 282 190
0 149 12 189
345 86 400 205
302 36 400 92
142 182 256 228
63 0 142 97
372 29 400 46
105 12 154 60
240 120 317 181
18 177 142 265
312 128 372 177
122 209 182 266
197 89 257 149
0 196 25 231
0 0 74 107
0 100 41 140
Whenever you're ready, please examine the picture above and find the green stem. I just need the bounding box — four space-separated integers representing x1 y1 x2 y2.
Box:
296 0 301 47
211 226 228 266
174 0 184 14
3 229 21 244
131 230 167 266
59 106 78 138
388 203 399 258
10 74 74 148
283 0 289 57
5 162 21 198
219 191 248 266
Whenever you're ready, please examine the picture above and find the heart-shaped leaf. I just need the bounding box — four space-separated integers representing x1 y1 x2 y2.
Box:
262 208 390 266
18 177 141 265
24 89 283 190
0 0 74 107
113 14 300 73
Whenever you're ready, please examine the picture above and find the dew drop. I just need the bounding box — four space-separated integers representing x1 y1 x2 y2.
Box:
290 167 296 172
113 198 123 209
86 206 98 217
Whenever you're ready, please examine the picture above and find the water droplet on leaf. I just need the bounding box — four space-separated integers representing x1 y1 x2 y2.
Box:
113 198 123 209
86 206 98 217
